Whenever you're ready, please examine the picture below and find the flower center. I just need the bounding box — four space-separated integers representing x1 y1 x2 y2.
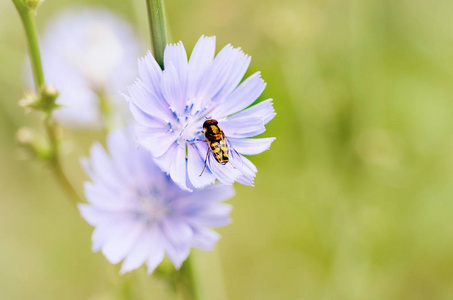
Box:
176 115 205 143
135 187 171 224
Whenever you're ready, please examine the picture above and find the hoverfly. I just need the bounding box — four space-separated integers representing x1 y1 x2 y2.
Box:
199 118 240 176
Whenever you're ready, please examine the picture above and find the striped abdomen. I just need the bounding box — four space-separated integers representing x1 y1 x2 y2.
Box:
209 139 229 165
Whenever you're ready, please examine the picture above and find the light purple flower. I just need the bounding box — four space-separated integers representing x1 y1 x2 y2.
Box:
79 128 234 274
126 36 276 190
38 7 142 128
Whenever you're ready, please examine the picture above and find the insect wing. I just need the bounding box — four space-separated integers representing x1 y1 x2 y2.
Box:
206 148 225 181
223 134 243 169
206 148 219 173
206 146 241 185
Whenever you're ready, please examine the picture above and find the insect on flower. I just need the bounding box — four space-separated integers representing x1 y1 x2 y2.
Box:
199 118 241 176
203 118 228 165
126 36 276 190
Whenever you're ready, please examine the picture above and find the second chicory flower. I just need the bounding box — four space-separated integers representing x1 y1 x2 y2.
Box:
79 128 234 274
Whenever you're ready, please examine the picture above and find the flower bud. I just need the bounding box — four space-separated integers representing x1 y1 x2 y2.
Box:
19 85 60 114
16 127 34 145
19 91 38 113
40 85 60 113
25 0 44 10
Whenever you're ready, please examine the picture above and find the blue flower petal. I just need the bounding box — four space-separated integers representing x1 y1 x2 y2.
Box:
234 155 258 186
212 72 266 118
107 129 134 178
78 204 101 226
219 117 266 138
164 41 188 102
101 220 143 264
138 51 164 101
228 99 276 125
179 183 236 204
120 230 154 274
127 102 168 130
229 137 276 155
90 143 119 188
196 44 239 106
187 144 216 188
169 143 189 190
211 49 251 103
126 80 173 122
161 218 193 248
189 203 233 228
85 182 130 210
161 62 186 116
146 230 165 274
136 124 177 157
188 36 216 99
165 243 190 270
191 227 220 251
92 219 129 251
153 142 177 174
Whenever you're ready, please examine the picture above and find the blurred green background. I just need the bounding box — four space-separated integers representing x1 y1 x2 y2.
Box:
1 0 453 299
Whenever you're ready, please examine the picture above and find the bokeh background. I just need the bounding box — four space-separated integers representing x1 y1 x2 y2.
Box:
1 0 453 299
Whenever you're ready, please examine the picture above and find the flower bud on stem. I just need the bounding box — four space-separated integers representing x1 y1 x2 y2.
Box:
24 0 44 11
12 0 81 204
20 85 60 113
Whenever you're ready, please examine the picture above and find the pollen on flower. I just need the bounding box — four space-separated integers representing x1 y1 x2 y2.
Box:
178 117 204 142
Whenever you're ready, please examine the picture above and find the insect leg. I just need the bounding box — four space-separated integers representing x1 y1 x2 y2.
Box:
199 147 210 176
189 140 207 145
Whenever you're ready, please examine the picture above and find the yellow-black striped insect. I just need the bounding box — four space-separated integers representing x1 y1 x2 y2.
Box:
198 118 242 176
199 118 229 176
195 118 243 176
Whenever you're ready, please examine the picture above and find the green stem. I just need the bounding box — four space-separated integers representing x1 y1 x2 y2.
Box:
181 255 203 300
12 0 45 89
12 0 82 205
117 273 137 300
97 90 116 131
145 0 168 68
44 116 80 204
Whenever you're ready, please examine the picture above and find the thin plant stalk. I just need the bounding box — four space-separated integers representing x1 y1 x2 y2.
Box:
145 0 168 68
180 256 203 300
97 89 116 131
12 0 81 204
12 0 45 89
